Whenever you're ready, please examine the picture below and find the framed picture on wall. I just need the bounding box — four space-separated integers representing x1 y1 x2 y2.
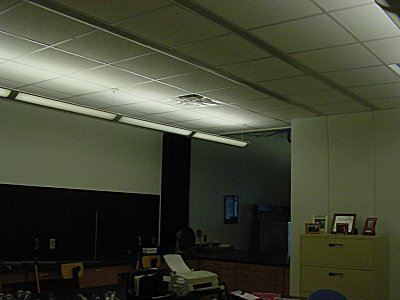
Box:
224 195 238 224
313 214 328 234
331 213 356 234
363 217 377 235
305 222 320 234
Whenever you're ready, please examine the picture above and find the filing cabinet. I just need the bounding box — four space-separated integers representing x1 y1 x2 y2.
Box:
300 234 388 300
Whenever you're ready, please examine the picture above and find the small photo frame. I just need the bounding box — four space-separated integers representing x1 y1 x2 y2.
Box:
363 217 377 235
313 214 328 234
331 213 356 234
336 223 349 234
305 222 320 234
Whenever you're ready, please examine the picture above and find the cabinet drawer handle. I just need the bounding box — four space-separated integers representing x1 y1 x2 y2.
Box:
329 243 343 248
39 273 50 277
329 272 344 278
94 269 105 272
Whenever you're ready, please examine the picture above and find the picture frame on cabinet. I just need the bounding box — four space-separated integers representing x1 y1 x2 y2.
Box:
362 217 377 235
331 213 356 234
312 214 328 234
305 222 320 234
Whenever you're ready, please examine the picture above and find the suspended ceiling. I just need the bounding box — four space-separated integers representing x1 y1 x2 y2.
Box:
1 0 400 134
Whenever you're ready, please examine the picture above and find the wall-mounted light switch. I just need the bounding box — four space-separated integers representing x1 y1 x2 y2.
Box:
49 238 56 249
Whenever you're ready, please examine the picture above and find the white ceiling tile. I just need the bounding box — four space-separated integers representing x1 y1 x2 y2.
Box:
288 90 355 106
324 66 400 87
314 0 374 11
0 1 19 12
291 43 382 72
113 53 200 80
78 90 147 107
174 35 269 67
118 101 178 114
243 120 290 130
190 0 322 29
221 57 303 82
105 106 146 118
56 30 153 63
0 61 60 84
18 86 74 100
365 37 400 64
233 98 292 112
33 76 108 96
252 14 356 53
0 78 27 89
71 66 150 89
261 107 318 119
54 0 170 24
14 48 101 75
201 86 268 103
161 71 235 92
312 101 370 114
259 75 330 95
367 96 400 109
117 5 227 47
349 82 400 98
119 82 188 101
64 96 111 110
154 110 210 122
0 32 45 60
141 114 180 125
332 3 400 41
0 2 93 44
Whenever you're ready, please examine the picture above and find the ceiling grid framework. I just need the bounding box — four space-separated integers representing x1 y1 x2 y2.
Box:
0 0 399 135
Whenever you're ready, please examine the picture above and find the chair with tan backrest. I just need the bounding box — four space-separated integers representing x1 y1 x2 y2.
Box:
61 262 84 291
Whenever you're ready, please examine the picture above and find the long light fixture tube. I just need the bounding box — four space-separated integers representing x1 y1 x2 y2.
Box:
193 131 249 147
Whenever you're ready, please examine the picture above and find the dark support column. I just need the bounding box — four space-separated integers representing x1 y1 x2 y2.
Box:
160 133 191 252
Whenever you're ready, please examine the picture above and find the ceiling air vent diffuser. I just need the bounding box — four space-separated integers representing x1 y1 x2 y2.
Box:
176 94 221 107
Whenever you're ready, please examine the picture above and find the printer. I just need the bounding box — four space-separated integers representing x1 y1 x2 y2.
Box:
163 254 219 293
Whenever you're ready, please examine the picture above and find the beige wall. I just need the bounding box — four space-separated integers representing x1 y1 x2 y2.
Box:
291 110 400 299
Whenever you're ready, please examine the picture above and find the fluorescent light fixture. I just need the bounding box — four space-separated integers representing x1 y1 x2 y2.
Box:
119 116 193 136
15 92 116 120
193 131 249 147
389 63 400 75
0 87 11 98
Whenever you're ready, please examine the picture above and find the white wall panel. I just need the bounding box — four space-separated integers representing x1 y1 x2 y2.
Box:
328 112 375 230
290 117 329 295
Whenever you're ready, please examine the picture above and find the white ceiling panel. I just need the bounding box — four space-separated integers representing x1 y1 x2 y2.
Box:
77 90 147 107
56 30 153 63
288 90 355 106
367 96 400 109
18 85 74 100
0 32 45 60
191 0 322 29
234 98 292 112
153 110 210 122
312 101 370 114
259 75 330 95
33 76 108 96
113 53 200 80
174 35 269 67
65 96 111 110
220 57 303 82
291 43 382 72
161 71 235 93
0 0 19 11
323 66 400 87
105 106 146 117
118 101 178 115
261 107 318 120
54 0 170 24
14 48 101 75
0 3 93 44
365 37 400 64
201 86 268 103
252 14 356 53
71 66 150 89
0 78 27 89
332 4 400 41
349 82 400 99
119 81 188 101
117 5 227 47
313 0 375 11
0 61 60 84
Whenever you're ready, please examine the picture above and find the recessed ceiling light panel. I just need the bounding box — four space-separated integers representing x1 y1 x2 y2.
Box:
0 87 11 98
389 63 400 75
175 94 222 107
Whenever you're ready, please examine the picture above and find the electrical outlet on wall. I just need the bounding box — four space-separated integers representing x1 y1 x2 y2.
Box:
49 238 56 249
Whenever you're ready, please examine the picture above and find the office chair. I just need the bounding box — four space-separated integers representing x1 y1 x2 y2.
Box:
309 289 348 300
61 262 84 291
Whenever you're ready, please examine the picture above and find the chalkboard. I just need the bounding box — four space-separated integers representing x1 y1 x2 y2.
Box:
0 184 159 261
